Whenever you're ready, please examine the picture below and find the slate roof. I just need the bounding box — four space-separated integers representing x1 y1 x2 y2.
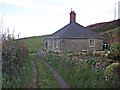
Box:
49 22 103 39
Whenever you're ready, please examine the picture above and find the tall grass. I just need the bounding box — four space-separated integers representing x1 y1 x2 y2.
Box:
46 54 120 88
19 56 32 88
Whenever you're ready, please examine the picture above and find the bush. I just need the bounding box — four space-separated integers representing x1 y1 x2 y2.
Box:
104 60 112 67
104 63 120 88
104 63 119 80
2 30 28 88
114 64 120 80
108 42 120 61
86 58 98 66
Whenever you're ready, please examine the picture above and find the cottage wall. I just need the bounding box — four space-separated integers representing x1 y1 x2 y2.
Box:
46 38 103 53
46 38 61 52
53 38 61 52
95 39 103 51
61 38 103 53
46 38 53 51
62 39 88 52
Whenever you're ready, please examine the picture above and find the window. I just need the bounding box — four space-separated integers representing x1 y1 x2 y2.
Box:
89 39 95 47
56 39 59 48
47 39 50 47
52 39 54 50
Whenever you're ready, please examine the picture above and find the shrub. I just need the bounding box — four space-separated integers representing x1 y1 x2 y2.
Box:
108 42 120 62
104 63 120 80
104 63 120 88
86 59 94 65
104 60 113 67
2 30 28 88
114 64 120 80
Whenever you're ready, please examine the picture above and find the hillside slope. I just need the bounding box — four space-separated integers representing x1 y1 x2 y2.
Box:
20 36 45 53
86 19 120 44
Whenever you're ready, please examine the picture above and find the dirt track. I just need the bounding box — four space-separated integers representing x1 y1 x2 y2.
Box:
28 60 37 88
37 50 69 88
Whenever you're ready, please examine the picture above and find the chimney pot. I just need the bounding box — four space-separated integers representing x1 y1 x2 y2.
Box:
70 10 76 23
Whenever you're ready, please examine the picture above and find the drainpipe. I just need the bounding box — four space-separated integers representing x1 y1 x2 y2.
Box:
60 37 62 53
52 37 54 52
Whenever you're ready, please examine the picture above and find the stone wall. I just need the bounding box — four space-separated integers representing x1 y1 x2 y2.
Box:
62 38 88 52
61 38 103 53
95 39 103 51
46 38 103 53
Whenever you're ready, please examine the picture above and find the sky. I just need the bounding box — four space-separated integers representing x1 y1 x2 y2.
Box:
0 0 120 38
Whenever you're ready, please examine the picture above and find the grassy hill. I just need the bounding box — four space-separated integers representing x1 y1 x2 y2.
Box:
87 19 120 44
20 35 46 53
87 19 120 33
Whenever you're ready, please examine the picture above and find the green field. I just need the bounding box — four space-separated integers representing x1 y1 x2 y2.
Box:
21 36 46 53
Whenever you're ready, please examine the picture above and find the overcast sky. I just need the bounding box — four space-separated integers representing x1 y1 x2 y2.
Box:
0 0 120 38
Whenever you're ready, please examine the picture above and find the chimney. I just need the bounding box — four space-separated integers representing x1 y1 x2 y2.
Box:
70 10 76 23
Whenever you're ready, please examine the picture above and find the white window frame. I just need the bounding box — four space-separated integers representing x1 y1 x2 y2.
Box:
56 39 59 49
89 39 95 47
52 38 54 51
47 39 50 47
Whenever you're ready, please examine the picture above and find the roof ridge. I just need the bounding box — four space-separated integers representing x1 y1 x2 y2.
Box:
49 22 103 38
58 22 76 37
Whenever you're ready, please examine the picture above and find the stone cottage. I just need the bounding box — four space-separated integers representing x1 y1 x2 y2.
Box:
45 10 103 53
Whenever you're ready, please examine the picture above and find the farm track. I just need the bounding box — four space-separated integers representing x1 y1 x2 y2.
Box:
28 60 37 88
37 50 69 88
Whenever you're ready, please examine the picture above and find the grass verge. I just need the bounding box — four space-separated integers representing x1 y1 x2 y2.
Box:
19 56 32 88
